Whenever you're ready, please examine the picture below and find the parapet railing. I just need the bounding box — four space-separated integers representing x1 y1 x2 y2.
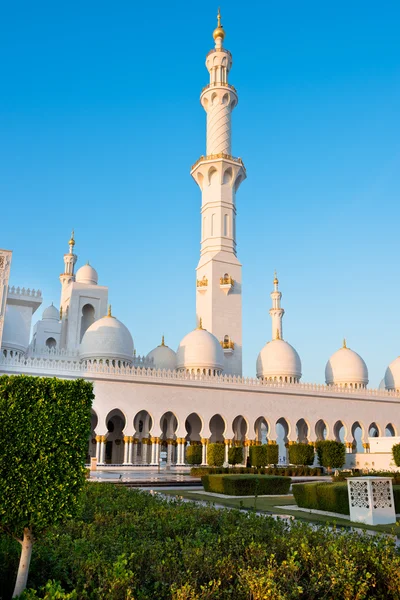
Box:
8 286 42 298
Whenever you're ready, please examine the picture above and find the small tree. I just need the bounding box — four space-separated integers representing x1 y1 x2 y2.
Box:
266 442 279 465
288 442 315 466
315 440 346 471
186 445 202 465
228 446 243 466
0 375 93 597
392 443 400 467
207 443 225 466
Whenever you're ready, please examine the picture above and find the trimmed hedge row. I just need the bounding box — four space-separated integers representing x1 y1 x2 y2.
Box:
249 444 279 467
202 474 291 496
191 465 323 477
185 445 202 465
334 470 400 485
393 443 400 467
293 482 400 516
288 442 315 466
207 443 225 466
228 446 243 465
315 440 346 469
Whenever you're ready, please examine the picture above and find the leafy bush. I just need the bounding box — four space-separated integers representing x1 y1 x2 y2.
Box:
249 445 267 467
293 482 349 514
334 470 400 485
266 442 279 465
1 483 400 599
228 446 243 465
202 475 291 496
207 443 225 466
185 445 202 465
393 444 400 467
190 465 323 477
288 443 315 466
315 440 346 469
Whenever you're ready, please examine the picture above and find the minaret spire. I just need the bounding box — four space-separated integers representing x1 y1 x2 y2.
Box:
270 272 285 340
191 12 246 376
60 230 77 286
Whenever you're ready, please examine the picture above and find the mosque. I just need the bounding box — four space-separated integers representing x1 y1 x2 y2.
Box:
1 13 399 468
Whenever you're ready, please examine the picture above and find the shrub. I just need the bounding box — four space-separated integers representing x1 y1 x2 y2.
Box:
316 440 346 469
228 446 243 465
202 474 291 496
266 442 279 465
334 470 400 485
249 445 268 467
207 443 225 466
288 442 315 466
293 482 350 515
190 465 323 477
185 445 202 465
392 443 400 467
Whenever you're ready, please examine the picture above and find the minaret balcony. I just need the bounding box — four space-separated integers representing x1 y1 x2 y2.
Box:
220 275 234 295
220 337 234 355
196 277 208 293
191 152 245 173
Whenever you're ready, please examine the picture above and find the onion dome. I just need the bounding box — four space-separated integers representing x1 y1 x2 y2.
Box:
176 319 224 375
325 339 368 388
2 306 28 355
384 356 400 391
42 303 59 321
147 336 177 371
80 306 133 365
76 262 98 285
256 337 302 382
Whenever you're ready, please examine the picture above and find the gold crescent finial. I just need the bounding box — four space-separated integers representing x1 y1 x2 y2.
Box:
197 317 203 329
273 270 278 285
343 338 347 349
161 335 165 346
217 7 221 27
69 229 75 247
107 305 112 317
276 329 280 340
213 7 225 41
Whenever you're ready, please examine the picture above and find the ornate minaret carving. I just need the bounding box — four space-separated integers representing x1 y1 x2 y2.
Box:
191 11 246 376
0 249 12 350
269 272 285 340
59 230 77 289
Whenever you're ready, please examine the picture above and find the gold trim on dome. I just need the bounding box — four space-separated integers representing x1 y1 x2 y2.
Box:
68 229 75 247
161 335 165 346
197 317 204 330
105 304 115 319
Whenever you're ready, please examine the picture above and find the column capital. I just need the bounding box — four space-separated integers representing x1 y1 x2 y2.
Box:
201 437 209 444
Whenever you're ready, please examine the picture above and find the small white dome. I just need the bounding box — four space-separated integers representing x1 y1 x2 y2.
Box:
325 343 368 387
76 263 98 285
42 303 59 321
2 306 28 354
147 337 177 371
80 313 134 364
384 357 400 391
176 327 224 374
256 339 302 381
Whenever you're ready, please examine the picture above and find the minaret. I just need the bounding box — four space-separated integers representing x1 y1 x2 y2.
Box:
191 10 246 376
269 272 285 340
59 230 77 290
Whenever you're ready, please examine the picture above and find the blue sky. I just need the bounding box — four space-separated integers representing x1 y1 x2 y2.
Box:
1 1 399 385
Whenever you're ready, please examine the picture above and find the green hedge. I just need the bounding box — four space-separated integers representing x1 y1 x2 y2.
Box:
185 445 202 465
267 443 279 465
190 465 323 477
249 444 279 467
334 470 400 485
207 443 225 466
393 444 400 467
202 474 291 496
288 443 315 466
315 440 346 469
293 482 400 516
228 446 243 465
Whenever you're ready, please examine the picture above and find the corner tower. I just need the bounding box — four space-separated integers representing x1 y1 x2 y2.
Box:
191 10 246 376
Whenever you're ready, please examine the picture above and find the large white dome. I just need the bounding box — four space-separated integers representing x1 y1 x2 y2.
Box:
256 339 302 382
176 326 224 374
76 263 98 285
42 303 59 321
325 342 368 388
147 337 177 371
2 306 28 354
384 357 400 391
80 312 134 364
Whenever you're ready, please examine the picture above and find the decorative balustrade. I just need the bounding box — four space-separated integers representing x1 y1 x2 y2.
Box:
8 286 42 298
1 351 400 400
206 48 232 58
201 82 237 94
191 152 244 172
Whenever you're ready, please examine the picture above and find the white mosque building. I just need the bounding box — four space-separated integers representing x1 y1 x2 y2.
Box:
1 13 399 468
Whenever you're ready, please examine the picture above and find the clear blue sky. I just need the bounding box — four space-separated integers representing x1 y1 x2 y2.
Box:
1 1 399 385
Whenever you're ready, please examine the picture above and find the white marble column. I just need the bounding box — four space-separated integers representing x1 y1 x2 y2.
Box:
123 436 129 465
224 439 231 463
95 436 101 462
128 437 134 464
100 436 106 464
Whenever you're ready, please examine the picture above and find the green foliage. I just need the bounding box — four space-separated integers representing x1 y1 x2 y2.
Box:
293 482 350 515
249 445 267 467
335 470 400 484
190 465 323 477
392 443 400 467
288 443 315 466
266 443 279 465
202 475 291 496
228 446 243 466
206 443 225 466
185 445 202 465
0 375 93 537
20 580 78 598
1 483 400 599
315 440 346 469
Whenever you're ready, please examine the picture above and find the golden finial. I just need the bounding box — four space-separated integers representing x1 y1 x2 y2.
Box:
161 335 165 346
197 317 203 330
68 229 75 247
273 270 279 285
107 305 112 317
213 7 225 41
276 329 280 340
343 338 347 349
